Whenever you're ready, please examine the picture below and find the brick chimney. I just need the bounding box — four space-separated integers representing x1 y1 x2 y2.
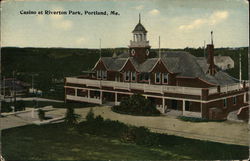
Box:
207 31 216 76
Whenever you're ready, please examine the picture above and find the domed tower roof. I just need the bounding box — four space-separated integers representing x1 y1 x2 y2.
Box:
132 14 147 33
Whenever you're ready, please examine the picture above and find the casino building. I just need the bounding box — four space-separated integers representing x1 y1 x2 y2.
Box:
64 16 249 120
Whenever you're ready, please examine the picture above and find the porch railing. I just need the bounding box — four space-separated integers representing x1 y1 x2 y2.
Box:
66 77 246 96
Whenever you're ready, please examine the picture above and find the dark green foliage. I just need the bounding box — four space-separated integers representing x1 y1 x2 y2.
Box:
113 94 161 116
1 101 12 112
1 101 26 113
14 100 25 111
178 116 226 122
2 121 249 160
65 107 80 126
38 109 45 121
86 108 95 122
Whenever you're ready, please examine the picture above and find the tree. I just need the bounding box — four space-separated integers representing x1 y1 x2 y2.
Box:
113 94 160 116
38 109 45 121
65 107 80 126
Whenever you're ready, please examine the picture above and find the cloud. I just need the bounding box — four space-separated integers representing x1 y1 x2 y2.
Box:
48 6 73 31
75 37 86 45
179 11 229 30
135 5 144 10
149 9 160 16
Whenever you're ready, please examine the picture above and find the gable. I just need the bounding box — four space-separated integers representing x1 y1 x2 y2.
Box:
120 59 137 72
150 59 171 73
92 59 108 71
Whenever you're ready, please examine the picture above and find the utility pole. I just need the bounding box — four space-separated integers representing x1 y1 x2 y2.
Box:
203 41 206 58
239 53 242 82
158 36 161 58
99 38 102 58
13 71 16 104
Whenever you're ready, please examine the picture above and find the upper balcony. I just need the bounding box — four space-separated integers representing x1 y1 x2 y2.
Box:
65 77 248 97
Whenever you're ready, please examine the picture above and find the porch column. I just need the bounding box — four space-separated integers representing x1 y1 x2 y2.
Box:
182 100 185 115
115 92 118 105
88 90 90 98
162 98 165 113
100 91 103 104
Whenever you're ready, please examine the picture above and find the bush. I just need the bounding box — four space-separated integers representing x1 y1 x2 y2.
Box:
120 126 160 146
14 101 25 111
86 108 95 122
112 94 160 116
1 101 12 113
178 116 225 122
65 107 80 126
38 109 45 121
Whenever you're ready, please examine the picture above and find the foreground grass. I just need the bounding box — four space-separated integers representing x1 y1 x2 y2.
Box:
2 122 248 160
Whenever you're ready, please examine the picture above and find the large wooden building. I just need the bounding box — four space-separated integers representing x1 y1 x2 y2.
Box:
65 16 249 120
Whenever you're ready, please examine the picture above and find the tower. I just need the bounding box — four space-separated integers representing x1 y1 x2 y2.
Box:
129 14 151 64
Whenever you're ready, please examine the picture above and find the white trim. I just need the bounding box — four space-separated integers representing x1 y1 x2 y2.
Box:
131 71 137 82
92 57 101 70
64 87 247 104
149 58 161 73
92 58 108 71
162 73 168 84
155 72 161 84
118 57 130 72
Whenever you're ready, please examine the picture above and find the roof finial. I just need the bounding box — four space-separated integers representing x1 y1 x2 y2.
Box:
211 31 213 45
139 13 141 23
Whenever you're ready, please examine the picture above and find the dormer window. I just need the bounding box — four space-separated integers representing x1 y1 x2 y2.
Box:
103 71 107 80
124 71 130 81
97 70 101 79
97 70 107 80
162 73 169 84
155 72 161 84
131 72 136 81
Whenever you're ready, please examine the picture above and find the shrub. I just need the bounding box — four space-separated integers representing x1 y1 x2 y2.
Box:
65 107 80 126
1 101 12 112
14 101 25 111
112 94 160 116
38 109 45 121
86 108 95 122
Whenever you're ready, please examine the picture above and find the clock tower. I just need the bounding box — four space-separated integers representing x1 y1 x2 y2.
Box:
129 14 151 64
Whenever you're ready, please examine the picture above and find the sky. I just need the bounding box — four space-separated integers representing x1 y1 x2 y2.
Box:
1 0 249 49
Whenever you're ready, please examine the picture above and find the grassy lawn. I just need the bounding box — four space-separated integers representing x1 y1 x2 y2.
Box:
2 122 248 160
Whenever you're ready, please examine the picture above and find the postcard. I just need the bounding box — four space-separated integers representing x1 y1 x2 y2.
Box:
0 0 249 160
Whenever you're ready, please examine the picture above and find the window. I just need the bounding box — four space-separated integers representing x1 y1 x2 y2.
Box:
124 71 130 81
97 70 107 80
162 73 169 84
223 99 227 107
233 96 237 105
185 101 190 111
97 70 101 79
103 71 107 80
155 72 161 83
131 72 136 81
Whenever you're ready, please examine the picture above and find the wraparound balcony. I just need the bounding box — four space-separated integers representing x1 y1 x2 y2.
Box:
66 77 247 96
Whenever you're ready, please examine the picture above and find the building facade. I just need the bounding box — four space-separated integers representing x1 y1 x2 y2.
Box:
64 16 249 120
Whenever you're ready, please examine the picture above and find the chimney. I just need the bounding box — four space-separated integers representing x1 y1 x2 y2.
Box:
207 31 216 76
